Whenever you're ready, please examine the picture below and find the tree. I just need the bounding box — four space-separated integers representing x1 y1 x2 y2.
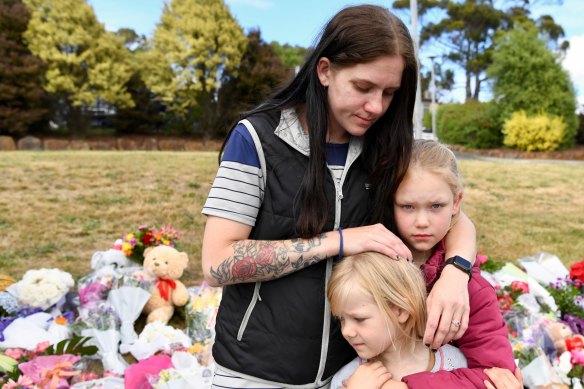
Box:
0 0 47 135
487 22 578 146
141 0 247 133
113 28 165 134
202 29 292 138
270 42 307 70
393 0 567 102
23 0 134 134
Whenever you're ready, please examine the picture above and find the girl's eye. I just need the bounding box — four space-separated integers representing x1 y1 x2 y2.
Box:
383 90 395 97
402 204 413 210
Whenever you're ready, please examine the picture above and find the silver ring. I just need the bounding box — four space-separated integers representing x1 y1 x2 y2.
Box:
451 320 461 328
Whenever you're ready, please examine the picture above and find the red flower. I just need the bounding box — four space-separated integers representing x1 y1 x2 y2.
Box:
233 257 257 279
142 232 154 246
256 246 275 267
497 294 513 313
510 281 529 294
570 259 584 283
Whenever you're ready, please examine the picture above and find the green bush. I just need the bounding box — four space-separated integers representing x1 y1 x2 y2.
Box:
503 111 567 151
436 102 502 149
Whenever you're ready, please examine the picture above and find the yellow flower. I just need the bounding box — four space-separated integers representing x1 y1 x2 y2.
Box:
188 342 206 354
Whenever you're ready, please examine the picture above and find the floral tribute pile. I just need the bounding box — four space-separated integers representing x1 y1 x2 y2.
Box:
480 252 584 389
0 225 220 389
0 222 581 389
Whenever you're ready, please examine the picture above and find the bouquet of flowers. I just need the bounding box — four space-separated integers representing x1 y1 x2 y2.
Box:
114 224 180 264
77 272 116 310
149 351 213 389
107 267 155 346
546 260 584 336
75 302 129 376
6 268 74 310
120 320 192 361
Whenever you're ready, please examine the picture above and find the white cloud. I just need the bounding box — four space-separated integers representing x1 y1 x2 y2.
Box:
562 34 584 110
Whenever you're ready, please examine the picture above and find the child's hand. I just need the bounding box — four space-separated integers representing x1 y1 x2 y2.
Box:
342 361 392 389
483 367 523 389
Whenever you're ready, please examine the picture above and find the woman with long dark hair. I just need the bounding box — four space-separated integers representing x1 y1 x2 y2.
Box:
201 4 476 387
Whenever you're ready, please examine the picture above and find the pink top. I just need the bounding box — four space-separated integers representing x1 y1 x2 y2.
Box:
401 240 516 388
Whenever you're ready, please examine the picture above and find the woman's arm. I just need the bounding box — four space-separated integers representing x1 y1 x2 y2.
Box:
424 211 476 348
444 211 477 264
202 216 412 287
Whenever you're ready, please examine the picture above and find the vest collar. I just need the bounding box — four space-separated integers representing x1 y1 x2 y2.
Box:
274 108 363 165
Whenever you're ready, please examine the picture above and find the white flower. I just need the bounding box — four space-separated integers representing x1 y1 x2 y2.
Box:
7 268 74 310
139 320 190 345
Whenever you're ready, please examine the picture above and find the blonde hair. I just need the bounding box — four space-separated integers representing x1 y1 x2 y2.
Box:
408 139 463 223
328 252 427 352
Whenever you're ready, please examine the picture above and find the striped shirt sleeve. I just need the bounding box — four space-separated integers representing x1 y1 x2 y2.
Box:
202 123 264 226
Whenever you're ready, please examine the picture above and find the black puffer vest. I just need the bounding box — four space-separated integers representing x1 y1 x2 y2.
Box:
212 110 371 386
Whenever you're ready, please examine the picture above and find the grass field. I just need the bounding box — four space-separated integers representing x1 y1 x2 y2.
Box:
1 151 583 286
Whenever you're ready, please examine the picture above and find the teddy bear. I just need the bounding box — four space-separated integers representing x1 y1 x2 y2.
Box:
142 245 190 324
91 248 136 275
546 321 584 355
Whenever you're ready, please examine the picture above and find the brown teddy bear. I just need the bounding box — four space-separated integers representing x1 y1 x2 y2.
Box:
142 245 190 324
546 321 584 355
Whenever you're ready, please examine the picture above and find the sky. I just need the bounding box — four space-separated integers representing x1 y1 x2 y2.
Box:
90 0 584 108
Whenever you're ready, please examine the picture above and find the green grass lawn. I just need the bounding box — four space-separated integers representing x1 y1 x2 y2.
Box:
0 151 582 285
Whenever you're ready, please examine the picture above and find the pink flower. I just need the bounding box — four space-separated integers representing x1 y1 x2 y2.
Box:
2 375 34 389
476 254 488 265
35 341 51 354
4 348 23 360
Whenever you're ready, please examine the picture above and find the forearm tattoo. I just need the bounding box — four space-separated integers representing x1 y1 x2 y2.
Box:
210 233 327 285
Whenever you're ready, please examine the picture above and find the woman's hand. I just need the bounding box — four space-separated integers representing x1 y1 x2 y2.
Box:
342 362 392 389
342 224 411 261
484 367 523 389
423 265 470 349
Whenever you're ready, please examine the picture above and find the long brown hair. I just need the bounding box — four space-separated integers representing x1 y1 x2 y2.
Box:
220 4 417 237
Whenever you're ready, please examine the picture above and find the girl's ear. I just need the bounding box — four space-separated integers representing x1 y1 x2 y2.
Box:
452 192 463 215
316 57 331 87
392 306 410 324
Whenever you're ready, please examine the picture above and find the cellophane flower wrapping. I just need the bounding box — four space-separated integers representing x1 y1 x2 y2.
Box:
149 351 213 389
107 267 155 347
6 268 74 310
0 310 52 350
124 354 173 389
77 271 116 310
72 302 128 376
120 320 191 361
185 282 221 366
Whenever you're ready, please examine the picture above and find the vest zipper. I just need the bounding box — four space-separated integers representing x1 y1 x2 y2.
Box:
237 281 262 341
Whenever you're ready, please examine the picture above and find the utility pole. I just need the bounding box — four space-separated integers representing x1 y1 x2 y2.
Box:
429 55 437 139
410 0 423 139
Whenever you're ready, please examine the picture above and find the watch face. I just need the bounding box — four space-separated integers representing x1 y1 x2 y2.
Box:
453 256 472 270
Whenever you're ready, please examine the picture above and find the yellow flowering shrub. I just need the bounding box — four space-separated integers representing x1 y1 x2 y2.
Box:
503 110 567 151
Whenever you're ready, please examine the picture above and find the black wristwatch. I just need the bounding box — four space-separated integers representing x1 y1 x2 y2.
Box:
444 255 472 281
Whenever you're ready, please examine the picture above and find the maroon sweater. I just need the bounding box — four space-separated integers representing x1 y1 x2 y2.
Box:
401 241 516 388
